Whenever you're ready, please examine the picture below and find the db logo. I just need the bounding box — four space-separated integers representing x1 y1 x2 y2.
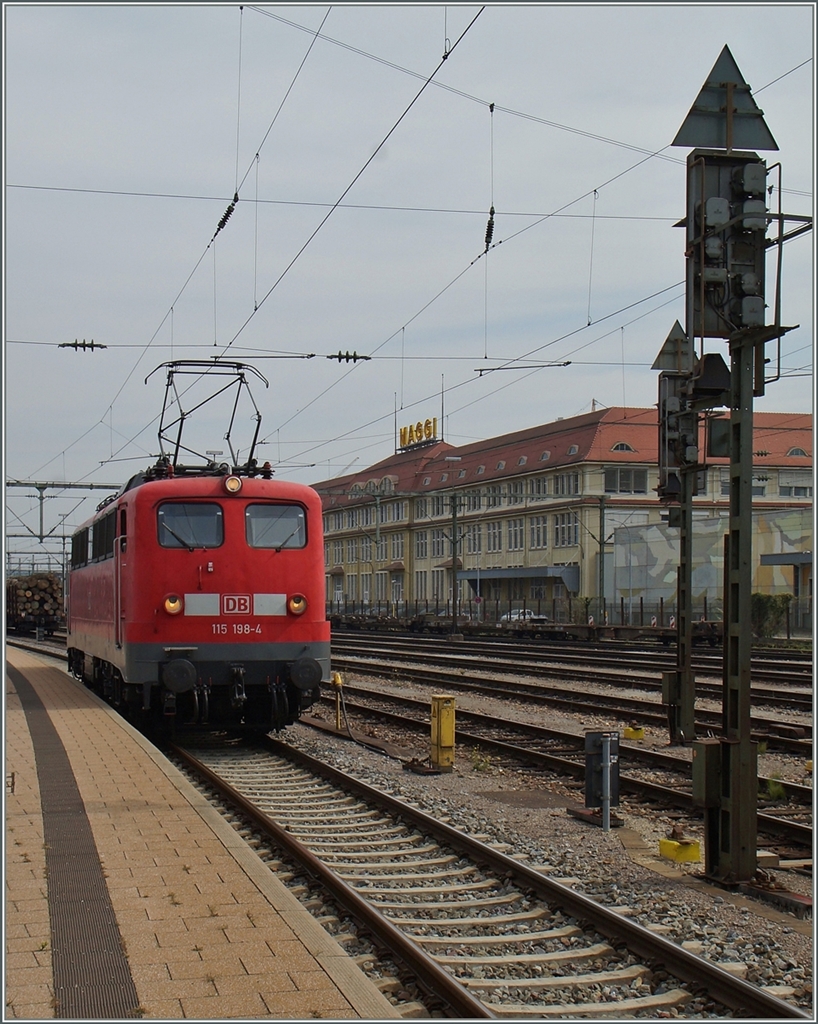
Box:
223 594 251 614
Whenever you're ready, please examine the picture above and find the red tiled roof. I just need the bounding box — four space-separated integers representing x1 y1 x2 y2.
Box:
312 407 811 505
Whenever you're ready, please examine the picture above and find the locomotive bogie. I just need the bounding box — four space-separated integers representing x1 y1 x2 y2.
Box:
67 470 330 735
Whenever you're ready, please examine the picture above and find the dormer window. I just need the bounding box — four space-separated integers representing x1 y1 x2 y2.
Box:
567 444 578 455
787 447 809 457
497 460 505 470
476 465 485 475
612 442 635 452
540 451 551 462
517 456 528 466
458 469 466 478
423 476 431 485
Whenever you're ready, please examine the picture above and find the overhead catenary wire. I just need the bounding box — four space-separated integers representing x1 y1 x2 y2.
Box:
15 25 810 497
218 6 487 356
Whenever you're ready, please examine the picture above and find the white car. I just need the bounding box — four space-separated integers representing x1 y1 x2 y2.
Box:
500 609 535 622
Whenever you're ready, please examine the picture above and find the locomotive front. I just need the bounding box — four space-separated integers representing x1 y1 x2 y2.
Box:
69 465 330 733
140 470 329 730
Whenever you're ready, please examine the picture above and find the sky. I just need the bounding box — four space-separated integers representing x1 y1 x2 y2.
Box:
3 2 815 566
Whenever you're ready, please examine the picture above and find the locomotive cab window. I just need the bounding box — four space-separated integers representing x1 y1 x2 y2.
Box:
158 503 223 549
246 504 306 549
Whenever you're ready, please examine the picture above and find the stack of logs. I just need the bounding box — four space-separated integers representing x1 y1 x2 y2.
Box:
7 573 64 622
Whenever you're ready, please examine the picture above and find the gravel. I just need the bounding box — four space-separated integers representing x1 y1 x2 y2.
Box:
283 676 813 1011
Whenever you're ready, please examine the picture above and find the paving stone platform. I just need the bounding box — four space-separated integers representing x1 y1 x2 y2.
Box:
5 646 398 1020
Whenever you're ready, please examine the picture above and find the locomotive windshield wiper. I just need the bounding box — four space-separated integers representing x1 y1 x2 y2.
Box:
161 522 195 553
275 523 303 552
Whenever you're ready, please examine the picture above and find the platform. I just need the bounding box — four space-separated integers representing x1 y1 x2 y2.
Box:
5 646 399 1020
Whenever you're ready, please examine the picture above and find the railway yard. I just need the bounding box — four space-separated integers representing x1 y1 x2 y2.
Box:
5 631 814 1019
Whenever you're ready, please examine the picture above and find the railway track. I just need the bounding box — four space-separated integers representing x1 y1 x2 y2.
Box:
330 655 812 752
331 637 813 713
311 684 813 851
332 632 813 686
171 735 809 1019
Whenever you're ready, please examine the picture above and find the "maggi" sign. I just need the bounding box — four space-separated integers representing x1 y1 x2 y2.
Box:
399 417 438 449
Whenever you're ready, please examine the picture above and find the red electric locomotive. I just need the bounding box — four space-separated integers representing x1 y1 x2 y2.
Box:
67 458 329 733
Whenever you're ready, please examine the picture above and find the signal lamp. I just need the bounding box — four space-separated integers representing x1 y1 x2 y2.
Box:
164 594 184 615
224 475 242 494
288 594 307 615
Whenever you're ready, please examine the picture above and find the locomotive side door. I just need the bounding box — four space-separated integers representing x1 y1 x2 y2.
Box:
115 504 127 647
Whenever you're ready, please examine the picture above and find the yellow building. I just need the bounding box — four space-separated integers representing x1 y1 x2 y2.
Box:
313 406 812 622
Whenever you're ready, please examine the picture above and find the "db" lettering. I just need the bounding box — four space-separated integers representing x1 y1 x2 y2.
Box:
223 594 251 614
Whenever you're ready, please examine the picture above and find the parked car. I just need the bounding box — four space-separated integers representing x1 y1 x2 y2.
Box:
499 609 549 623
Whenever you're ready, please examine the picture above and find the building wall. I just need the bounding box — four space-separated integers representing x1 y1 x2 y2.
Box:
316 408 812 615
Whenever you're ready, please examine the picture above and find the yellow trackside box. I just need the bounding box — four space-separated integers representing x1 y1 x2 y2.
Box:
431 695 455 771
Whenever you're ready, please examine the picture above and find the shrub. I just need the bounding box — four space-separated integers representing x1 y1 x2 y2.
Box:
750 593 792 638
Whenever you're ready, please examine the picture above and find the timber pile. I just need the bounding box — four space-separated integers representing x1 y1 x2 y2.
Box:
6 572 65 624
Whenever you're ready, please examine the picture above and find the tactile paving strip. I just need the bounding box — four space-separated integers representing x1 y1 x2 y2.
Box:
8 665 141 1019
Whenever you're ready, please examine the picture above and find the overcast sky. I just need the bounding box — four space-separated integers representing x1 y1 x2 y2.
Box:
4 2 814 562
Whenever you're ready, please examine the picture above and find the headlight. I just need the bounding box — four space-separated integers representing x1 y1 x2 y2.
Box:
224 475 242 494
164 594 184 615
288 594 307 615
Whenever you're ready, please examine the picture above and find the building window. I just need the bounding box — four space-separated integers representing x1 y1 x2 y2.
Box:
554 512 579 547
376 537 387 561
465 523 482 554
540 450 551 462
787 447 809 457
507 480 524 505
486 521 503 553
431 495 446 517
415 497 428 519
604 467 647 494
567 444 578 455
346 574 357 600
375 571 388 600
333 540 343 564
476 465 485 475
361 572 372 602
507 518 524 551
333 511 343 531
517 455 528 466
779 470 813 498
431 568 446 599
458 469 467 478
416 531 428 558
487 485 503 508
346 508 358 528
612 442 635 452
509 578 525 601
530 577 547 600
466 491 482 511
362 505 374 527
530 515 548 549
530 477 548 500
431 529 446 558
554 472 580 496
415 570 428 600
391 533 404 561
440 473 448 482
392 501 406 522
324 541 329 565
423 476 431 485
346 538 358 563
